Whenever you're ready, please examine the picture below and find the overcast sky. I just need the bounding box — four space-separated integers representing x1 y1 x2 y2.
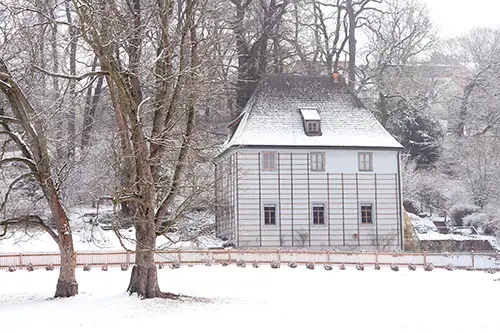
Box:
420 0 500 38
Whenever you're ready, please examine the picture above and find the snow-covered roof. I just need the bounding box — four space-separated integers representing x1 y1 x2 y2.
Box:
300 107 321 121
223 75 403 151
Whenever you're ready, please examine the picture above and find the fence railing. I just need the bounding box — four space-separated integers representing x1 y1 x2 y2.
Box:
1 250 500 270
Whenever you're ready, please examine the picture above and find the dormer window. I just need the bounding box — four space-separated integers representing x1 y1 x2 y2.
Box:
300 107 322 136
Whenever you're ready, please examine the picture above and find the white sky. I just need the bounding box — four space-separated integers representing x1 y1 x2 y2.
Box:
420 0 500 38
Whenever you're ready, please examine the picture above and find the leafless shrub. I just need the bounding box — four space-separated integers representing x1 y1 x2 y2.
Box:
288 262 297 268
8 265 16 272
83 264 91 271
424 263 434 271
339 263 346 270
236 259 246 268
120 264 129 271
170 261 181 269
324 264 332 271
219 260 229 267
45 264 54 271
374 263 381 270
294 230 309 247
408 264 416 271
101 264 108 271
445 264 454 271
204 259 213 267
26 263 34 272
390 264 399 271
306 262 315 270
356 263 365 271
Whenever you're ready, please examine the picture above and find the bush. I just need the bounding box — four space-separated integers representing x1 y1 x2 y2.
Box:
236 259 246 268
288 262 297 268
306 262 315 270
204 260 213 267
45 264 54 271
158 263 164 269
324 264 333 271
445 264 454 271
424 262 434 271
374 263 381 270
170 261 181 269
219 260 229 267
390 264 399 272
101 264 108 271
356 263 364 271
450 204 480 226
83 264 91 271
252 261 259 268
338 263 346 270
465 266 475 271
408 264 416 271
485 268 495 274
120 264 129 271
8 265 16 272
270 261 280 269
26 263 34 272
188 264 194 268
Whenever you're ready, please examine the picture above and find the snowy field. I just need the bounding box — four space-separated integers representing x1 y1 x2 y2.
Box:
1 266 499 333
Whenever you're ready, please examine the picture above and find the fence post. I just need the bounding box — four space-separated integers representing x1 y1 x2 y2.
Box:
126 251 130 265
423 251 427 266
375 251 378 265
228 249 232 263
277 249 281 264
19 252 23 268
177 249 182 263
327 250 330 264
471 250 475 270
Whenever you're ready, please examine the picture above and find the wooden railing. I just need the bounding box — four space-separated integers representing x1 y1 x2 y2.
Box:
1 249 499 270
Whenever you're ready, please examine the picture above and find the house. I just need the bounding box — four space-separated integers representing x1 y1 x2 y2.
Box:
214 74 404 250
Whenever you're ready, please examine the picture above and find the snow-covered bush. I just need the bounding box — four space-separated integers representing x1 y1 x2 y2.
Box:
8 265 16 272
170 261 181 269
374 263 381 270
449 204 480 226
236 259 246 268
288 262 297 268
338 263 346 270
204 259 213 267
219 260 229 267
408 264 416 271
252 261 259 268
465 266 475 271
83 264 91 271
306 262 315 270
324 264 332 271
270 261 280 269
356 263 364 271
45 264 54 271
120 264 129 271
158 263 164 269
445 264 454 271
26 263 34 272
390 264 399 271
188 263 194 268
424 262 434 271
101 264 108 271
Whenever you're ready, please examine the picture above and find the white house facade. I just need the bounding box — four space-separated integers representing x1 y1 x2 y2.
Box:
215 75 404 250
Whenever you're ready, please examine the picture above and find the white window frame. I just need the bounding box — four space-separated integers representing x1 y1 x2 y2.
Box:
358 152 373 171
263 204 278 226
310 152 325 171
262 152 277 171
311 203 327 226
360 203 374 224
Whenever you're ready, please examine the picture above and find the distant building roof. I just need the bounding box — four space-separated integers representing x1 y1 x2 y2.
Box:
222 74 403 152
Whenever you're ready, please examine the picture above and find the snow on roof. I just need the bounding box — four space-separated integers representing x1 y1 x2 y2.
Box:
223 74 403 151
300 107 321 121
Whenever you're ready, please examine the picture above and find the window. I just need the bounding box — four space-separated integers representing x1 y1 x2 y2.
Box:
360 204 373 224
264 205 276 225
358 152 373 171
312 204 325 225
306 121 320 133
310 153 325 171
262 152 276 171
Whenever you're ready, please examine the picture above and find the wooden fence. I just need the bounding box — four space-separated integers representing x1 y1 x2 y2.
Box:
1 250 500 270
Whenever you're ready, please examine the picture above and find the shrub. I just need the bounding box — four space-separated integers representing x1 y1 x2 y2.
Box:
170 261 181 269
408 264 416 271
424 262 434 271
45 264 54 271
445 264 454 271
188 264 194 268
8 265 16 272
252 261 259 268
204 260 213 267
450 204 480 226
219 260 229 267
306 262 315 270
338 263 346 270
485 268 495 274
465 266 475 271
270 261 280 269
374 263 381 270
236 259 246 268
288 262 297 268
83 264 91 271
121 264 129 271
101 264 108 271
390 264 399 272
26 263 34 272
356 263 364 271
324 264 333 271
158 263 164 269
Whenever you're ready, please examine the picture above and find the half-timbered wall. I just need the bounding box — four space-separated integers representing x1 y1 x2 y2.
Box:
216 148 403 250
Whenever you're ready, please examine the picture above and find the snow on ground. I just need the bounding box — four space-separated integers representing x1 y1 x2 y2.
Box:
409 213 499 247
0 205 223 253
1 266 499 333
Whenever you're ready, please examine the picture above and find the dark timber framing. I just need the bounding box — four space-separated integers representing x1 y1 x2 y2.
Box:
327 173 331 247
307 153 311 246
258 153 262 246
374 173 379 248
341 173 346 246
235 153 240 247
290 153 294 246
356 173 360 247
278 153 282 246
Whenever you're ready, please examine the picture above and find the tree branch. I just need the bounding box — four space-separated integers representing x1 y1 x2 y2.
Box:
33 65 108 81
0 215 59 244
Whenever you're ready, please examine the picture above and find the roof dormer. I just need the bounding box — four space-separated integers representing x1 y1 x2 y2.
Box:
300 107 322 136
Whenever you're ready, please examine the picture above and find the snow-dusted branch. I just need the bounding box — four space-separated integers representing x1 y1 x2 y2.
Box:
32 65 108 81
0 215 59 243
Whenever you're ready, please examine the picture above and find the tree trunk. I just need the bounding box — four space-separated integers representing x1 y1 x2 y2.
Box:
346 0 356 89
